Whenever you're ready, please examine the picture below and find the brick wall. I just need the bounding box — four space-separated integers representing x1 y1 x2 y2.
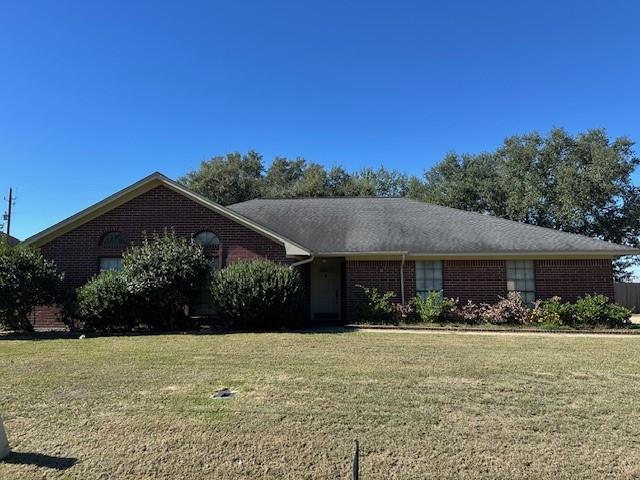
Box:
443 260 507 304
344 258 614 322
28 305 65 330
40 185 288 290
34 185 290 327
344 260 416 322
535 259 614 301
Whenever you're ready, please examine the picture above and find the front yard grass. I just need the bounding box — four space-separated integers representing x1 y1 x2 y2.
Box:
2 331 640 479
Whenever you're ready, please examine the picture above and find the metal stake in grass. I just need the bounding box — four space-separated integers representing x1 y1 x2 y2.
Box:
0 415 9 460
352 439 359 480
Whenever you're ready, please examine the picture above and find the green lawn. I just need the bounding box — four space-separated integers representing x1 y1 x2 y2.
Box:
2 331 640 479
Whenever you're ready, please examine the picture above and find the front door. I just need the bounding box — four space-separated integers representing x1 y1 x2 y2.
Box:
310 258 342 321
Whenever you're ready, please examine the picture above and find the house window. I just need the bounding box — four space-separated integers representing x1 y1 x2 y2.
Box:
99 257 123 272
194 231 220 247
416 260 443 298
190 233 220 316
100 231 126 246
506 260 535 304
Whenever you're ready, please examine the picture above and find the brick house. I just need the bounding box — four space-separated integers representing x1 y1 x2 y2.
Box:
23 172 637 328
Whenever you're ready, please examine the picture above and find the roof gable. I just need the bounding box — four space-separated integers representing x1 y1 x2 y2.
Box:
22 173 310 256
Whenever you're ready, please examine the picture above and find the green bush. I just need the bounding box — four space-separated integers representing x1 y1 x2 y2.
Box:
355 285 395 324
210 259 302 330
75 270 136 332
123 232 208 330
0 239 63 331
481 292 531 325
571 294 631 328
411 292 456 323
531 296 571 328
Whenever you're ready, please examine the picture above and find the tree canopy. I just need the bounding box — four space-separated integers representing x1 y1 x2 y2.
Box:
411 128 640 279
179 128 640 279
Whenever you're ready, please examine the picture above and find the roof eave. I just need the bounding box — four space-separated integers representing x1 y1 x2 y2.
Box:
315 250 639 258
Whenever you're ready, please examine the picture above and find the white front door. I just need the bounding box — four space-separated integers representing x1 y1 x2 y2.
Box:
310 259 342 321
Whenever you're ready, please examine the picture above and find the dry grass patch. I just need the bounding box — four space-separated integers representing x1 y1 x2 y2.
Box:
1 331 640 479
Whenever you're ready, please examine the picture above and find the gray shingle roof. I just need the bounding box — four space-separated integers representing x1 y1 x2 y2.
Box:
228 197 637 256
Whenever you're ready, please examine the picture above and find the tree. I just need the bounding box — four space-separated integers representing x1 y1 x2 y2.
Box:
261 157 307 197
179 151 263 205
353 166 409 197
413 128 640 280
0 239 63 331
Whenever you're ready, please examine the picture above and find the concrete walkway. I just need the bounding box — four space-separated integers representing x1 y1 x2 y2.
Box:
353 327 640 338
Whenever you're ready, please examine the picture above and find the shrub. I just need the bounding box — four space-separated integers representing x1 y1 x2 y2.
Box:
75 270 136 332
0 240 63 331
391 302 416 324
531 296 571 328
123 232 209 330
448 300 486 324
210 259 302 330
411 292 456 323
355 285 395 324
571 294 631 328
481 292 531 325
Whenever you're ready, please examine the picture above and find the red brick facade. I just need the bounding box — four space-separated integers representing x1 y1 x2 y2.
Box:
31 185 616 327
344 260 416 322
535 259 615 301
443 260 507 303
41 185 288 290
344 258 614 322
34 185 292 328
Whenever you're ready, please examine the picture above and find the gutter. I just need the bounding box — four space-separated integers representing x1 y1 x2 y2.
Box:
400 253 406 305
290 254 315 269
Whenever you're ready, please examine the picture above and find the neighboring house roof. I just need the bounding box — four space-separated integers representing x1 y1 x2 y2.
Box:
228 197 639 257
21 173 310 256
0 232 19 246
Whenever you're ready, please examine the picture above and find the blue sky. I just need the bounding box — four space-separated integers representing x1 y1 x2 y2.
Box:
1 0 640 240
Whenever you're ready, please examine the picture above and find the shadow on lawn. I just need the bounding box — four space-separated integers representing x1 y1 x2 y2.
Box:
0 325 356 341
2 451 77 470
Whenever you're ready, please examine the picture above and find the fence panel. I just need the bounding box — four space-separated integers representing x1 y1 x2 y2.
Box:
614 283 640 312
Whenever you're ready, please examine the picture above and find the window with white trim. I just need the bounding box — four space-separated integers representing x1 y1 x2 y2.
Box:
416 260 443 298
99 257 123 272
506 260 535 304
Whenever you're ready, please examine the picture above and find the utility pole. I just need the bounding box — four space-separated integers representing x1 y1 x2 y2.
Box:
3 188 13 236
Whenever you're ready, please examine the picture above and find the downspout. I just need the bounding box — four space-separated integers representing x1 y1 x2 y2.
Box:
290 254 315 269
400 253 406 305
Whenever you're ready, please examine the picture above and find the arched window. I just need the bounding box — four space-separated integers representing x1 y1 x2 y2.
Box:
194 231 220 247
100 231 126 246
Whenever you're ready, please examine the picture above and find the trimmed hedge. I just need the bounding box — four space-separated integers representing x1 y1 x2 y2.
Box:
210 259 302 330
76 270 135 332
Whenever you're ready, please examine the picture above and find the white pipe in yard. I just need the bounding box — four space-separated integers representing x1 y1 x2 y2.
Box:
400 253 406 305
0 415 9 459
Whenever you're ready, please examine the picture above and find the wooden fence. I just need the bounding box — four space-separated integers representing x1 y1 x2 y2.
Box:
614 283 640 312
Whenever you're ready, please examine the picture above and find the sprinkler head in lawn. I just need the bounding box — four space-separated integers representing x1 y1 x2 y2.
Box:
211 388 236 399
